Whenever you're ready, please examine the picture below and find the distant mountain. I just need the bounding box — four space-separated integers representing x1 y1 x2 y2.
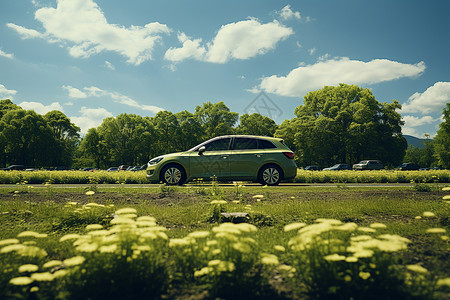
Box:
404 135 431 149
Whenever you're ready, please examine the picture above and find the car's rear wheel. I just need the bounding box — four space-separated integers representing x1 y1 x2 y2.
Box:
258 164 282 186
161 164 186 185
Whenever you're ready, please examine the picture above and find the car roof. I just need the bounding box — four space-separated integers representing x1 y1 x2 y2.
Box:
209 135 283 142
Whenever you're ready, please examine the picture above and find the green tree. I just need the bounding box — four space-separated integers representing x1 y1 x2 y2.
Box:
194 102 238 139
0 99 21 119
276 84 407 167
43 110 80 167
78 128 106 169
175 110 204 150
152 111 181 155
403 141 437 168
434 103 450 168
0 109 56 167
97 114 156 166
237 113 277 136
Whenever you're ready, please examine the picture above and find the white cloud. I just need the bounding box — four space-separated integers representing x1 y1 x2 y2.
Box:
402 116 437 137
63 85 165 114
6 23 44 39
259 57 426 97
401 82 450 114
8 0 171 65
19 101 63 114
277 5 301 21
164 33 206 62
0 84 17 99
165 19 293 64
104 61 115 70
62 85 87 98
0 48 14 59
308 48 316 55
70 106 113 134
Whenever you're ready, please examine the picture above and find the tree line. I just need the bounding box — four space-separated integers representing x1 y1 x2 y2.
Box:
1 84 449 169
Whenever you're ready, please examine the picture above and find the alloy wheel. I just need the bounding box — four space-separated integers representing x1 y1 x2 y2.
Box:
164 167 182 184
262 167 280 185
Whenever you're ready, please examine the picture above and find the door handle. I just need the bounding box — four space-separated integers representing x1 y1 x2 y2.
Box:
255 154 262 158
222 156 228 159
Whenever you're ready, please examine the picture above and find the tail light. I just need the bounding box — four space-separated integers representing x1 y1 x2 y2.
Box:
283 152 295 159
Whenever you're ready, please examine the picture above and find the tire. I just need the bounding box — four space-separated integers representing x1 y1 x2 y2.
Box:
161 164 186 185
258 164 283 186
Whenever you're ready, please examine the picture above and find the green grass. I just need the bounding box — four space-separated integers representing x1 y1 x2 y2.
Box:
0 168 449 184
0 184 449 299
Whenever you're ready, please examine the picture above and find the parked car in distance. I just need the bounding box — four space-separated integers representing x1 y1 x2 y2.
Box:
323 164 352 171
129 165 147 171
352 160 383 170
118 165 129 171
304 165 321 171
397 163 420 171
55 166 71 171
1 165 25 171
146 135 297 186
107 167 119 172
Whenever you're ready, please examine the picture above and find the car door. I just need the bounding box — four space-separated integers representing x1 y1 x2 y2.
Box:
189 137 231 179
229 137 264 179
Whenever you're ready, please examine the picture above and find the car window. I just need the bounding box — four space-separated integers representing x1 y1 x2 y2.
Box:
233 138 258 150
204 138 231 151
259 139 277 149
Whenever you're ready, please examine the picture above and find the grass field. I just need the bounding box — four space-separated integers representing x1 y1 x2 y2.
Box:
0 183 449 299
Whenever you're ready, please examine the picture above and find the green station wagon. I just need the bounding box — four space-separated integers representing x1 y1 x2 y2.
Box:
146 135 297 186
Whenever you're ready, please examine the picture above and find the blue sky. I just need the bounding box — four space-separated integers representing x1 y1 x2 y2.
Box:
0 0 449 137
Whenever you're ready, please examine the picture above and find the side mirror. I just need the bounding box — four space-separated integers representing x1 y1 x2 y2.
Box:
198 146 206 155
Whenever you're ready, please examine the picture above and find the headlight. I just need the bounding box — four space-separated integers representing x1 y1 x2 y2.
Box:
148 157 163 166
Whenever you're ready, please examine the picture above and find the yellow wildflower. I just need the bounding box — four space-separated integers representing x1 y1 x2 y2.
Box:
359 272 371 280
85 191 95 195
284 222 306 232
423 211 436 217
210 200 227 205
324 254 346 261
63 256 86 267
261 253 279 265
86 224 103 231
18 264 39 273
115 208 137 215
0 238 20 246
60 234 81 242
43 260 62 269
9 277 33 286
426 228 446 234
31 272 54 282
188 231 210 239
274 245 286 252
407 264 428 274
370 223 387 229
436 278 450 287
17 231 41 238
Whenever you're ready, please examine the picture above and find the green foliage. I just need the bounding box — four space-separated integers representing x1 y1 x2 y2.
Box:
237 113 278 136
434 103 450 168
403 140 437 168
194 101 238 139
276 84 407 167
0 109 57 168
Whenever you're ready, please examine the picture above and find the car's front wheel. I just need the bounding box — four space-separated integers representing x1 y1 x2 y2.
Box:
161 164 186 185
258 164 282 186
